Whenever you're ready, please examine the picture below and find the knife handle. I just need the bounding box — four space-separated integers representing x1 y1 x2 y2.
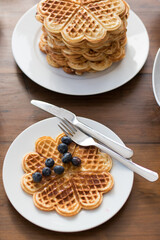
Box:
95 142 159 182
76 121 133 159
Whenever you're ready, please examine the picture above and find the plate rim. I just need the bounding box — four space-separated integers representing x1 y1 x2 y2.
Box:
12 5 149 96
152 48 160 106
2 117 134 232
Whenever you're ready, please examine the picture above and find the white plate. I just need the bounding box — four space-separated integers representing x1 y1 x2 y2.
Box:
152 48 160 106
12 5 149 96
3 117 133 232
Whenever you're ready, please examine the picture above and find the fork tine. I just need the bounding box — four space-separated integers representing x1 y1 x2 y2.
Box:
58 122 74 136
58 123 73 137
60 120 75 135
58 124 68 135
64 118 77 132
61 119 76 134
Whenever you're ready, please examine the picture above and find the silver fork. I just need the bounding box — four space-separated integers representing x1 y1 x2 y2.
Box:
58 119 159 182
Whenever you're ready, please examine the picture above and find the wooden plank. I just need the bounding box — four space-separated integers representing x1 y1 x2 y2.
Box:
0 0 160 239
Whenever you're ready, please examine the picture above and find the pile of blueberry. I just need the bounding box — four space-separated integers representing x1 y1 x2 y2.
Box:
58 136 81 166
32 136 81 183
32 158 55 183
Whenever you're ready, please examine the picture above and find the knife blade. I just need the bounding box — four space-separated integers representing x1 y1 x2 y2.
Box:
31 100 133 158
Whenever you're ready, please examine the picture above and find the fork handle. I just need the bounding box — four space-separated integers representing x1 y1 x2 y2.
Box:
95 142 159 182
76 121 133 159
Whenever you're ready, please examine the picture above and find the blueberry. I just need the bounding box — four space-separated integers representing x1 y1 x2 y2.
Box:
62 152 72 163
53 166 65 175
71 157 81 166
45 158 54 168
42 167 51 177
32 172 42 183
61 136 72 145
58 143 68 154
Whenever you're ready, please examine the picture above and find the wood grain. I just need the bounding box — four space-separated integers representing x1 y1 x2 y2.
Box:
0 0 160 239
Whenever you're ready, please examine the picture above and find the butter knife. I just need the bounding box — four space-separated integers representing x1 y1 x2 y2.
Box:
31 100 133 158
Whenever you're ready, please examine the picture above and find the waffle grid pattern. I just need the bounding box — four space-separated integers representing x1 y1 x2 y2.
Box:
22 153 45 172
21 133 114 216
73 146 112 171
35 136 61 161
36 0 129 75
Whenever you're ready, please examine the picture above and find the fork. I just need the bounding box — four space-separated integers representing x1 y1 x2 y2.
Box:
58 119 159 182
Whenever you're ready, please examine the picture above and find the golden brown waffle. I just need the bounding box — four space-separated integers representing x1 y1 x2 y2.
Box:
36 0 129 75
39 29 127 74
62 7 106 44
72 145 112 172
21 133 114 216
33 175 81 216
21 152 59 194
43 37 126 73
22 152 45 173
33 171 113 215
36 0 128 43
46 54 60 68
72 172 113 209
39 33 48 53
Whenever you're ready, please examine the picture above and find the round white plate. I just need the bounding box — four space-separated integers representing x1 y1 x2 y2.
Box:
3 117 133 232
12 5 149 96
152 48 160 106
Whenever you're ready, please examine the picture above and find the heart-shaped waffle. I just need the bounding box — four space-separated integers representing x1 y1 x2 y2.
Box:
36 0 129 43
21 133 114 216
21 133 76 194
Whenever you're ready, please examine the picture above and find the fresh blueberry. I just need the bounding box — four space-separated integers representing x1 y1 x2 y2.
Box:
45 158 54 168
61 136 72 145
58 143 68 154
62 152 72 163
53 166 65 175
32 172 42 183
71 157 81 166
42 167 51 177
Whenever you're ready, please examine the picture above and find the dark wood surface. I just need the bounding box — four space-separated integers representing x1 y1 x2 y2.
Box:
1 0 160 239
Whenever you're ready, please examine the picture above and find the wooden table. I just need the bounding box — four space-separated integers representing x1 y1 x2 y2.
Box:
1 0 160 239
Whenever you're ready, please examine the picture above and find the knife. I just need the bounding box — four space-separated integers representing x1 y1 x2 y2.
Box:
31 100 133 158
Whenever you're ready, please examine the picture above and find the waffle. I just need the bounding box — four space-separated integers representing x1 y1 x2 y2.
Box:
36 0 128 43
43 34 126 74
21 133 114 216
39 32 48 53
36 0 129 74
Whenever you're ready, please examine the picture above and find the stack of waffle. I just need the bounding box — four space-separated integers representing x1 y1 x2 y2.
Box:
36 0 129 75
